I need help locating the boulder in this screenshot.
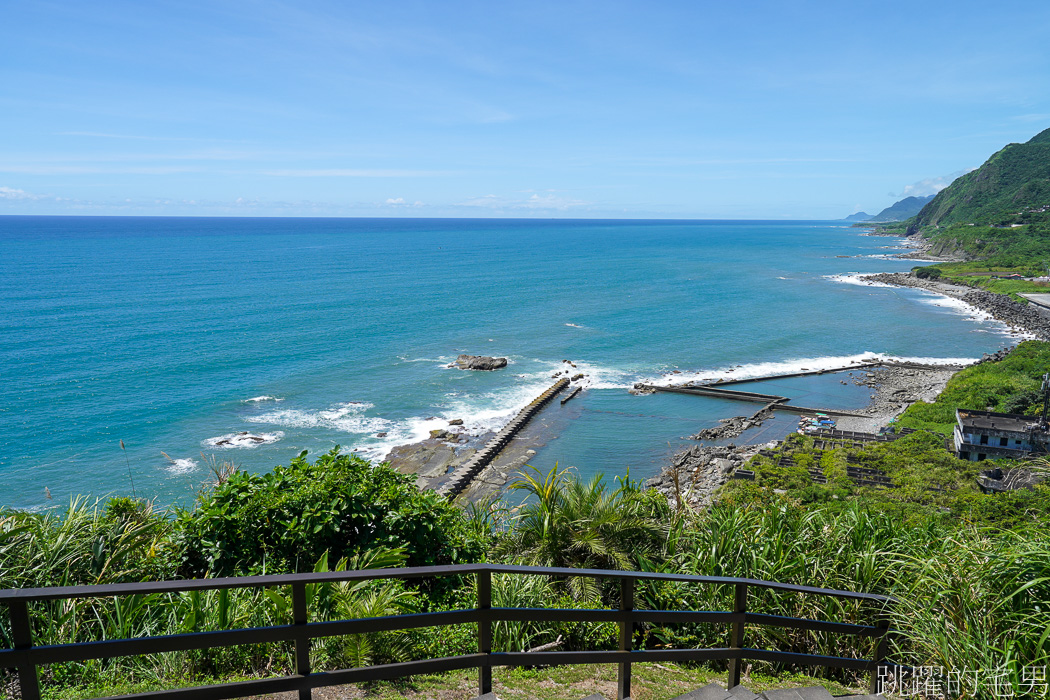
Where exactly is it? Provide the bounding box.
[448,418,464,426]
[453,354,508,371]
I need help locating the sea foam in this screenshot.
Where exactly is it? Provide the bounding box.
[823,273,896,288]
[203,431,284,449]
[641,352,977,387]
[913,291,1035,338]
[164,457,199,474]
[246,402,390,434]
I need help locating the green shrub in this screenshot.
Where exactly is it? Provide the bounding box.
[914,266,942,279]
[176,448,484,577]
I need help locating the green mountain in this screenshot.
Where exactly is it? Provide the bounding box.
[843,211,872,221]
[868,195,934,222]
[912,127,1050,231]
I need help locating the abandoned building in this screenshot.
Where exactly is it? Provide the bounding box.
[954,408,1050,461]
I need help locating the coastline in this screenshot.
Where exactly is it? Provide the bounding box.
[832,364,958,433]
[649,268,1050,510]
[382,234,1048,507]
[386,268,1050,508]
[858,271,1050,341]
[10,218,1024,511]
[646,363,959,509]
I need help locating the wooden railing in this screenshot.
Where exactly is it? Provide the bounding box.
[0,564,896,700]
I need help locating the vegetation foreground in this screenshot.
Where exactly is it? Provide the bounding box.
[4,346,1050,699]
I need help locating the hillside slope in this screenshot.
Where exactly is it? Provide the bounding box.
[913,128,1050,230]
[869,195,933,222]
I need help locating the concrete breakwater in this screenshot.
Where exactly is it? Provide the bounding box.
[560,385,582,404]
[706,362,884,386]
[637,383,868,418]
[437,378,570,498]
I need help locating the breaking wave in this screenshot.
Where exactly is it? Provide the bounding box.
[203,431,284,449]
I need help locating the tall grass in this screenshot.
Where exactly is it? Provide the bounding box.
[0,501,418,693]
[3,466,1049,698]
[0,497,171,591]
[659,500,1050,693]
[886,529,1050,697]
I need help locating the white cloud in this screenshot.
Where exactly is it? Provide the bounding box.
[0,164,201,175]
[457,191,590,211]
[382,197,426,208]
[894,169,974,198]
[1010,114,1050,124]
[262,169,448,177]
[0,186,43,200]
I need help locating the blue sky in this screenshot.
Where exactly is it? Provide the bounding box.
[2,0,1050,219]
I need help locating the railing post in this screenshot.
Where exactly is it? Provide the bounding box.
[477,569,492,695]
[617,577,634,700]
[291,582,311,700]
[869,613,892,695]
[727,582,747,689]
[8,600,41,700]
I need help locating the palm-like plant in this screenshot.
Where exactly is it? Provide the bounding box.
[305,549,417,669]
[496,465,669,598]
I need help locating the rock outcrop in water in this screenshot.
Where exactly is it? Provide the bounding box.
[452,355,508,371]
[688,403,777,441]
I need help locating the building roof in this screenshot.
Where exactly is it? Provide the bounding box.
[956,408,1046,433]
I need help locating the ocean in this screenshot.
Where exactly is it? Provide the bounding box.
[0,216,1017,510]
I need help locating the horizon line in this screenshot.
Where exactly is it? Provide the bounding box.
[0,213,868,223]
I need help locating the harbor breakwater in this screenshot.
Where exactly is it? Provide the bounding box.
[438,378,570,498]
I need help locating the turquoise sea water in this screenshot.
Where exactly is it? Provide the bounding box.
[0,217,1017,510]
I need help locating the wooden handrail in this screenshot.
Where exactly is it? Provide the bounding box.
[0,564,896,700]
[0,563,896,603]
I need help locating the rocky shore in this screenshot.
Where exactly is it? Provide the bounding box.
[687,403,776,441]
[645,270,1050,512]
[645,362,960,510]
[645,443,771,510]
[858,227,967,262]
[831,364,959,433]
[861,272,1050,340]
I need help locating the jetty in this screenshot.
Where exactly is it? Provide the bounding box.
[438,378,570,498]
[638,360,966,419]
[703,361,883,387]
[639,384,867,418]
[700,359,959,388]
[560,385,582,404]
